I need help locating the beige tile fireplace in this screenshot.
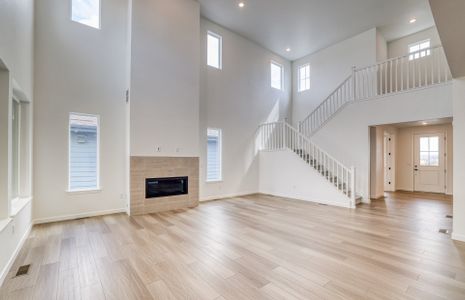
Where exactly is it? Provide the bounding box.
[130,156,199,215]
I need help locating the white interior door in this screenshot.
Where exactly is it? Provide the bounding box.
[413,133,445,193]
[384,134,394,191]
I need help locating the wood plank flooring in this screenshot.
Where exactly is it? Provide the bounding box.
[1,192,464,300]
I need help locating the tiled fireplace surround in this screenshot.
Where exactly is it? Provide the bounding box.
[130,156,199,215]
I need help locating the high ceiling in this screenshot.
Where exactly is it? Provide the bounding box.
[198,0,435,61]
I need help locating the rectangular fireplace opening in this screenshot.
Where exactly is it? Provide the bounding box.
[145,176,188,199]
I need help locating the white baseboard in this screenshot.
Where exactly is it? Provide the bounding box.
[33,208,127,225]
[0,222,32,287]
[200,191,258,202]
[452,233,465,243]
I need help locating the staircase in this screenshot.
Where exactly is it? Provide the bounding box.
[258,121,361,208]
[299,46,452,138]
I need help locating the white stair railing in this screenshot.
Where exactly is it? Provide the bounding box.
[355,46,451,100]
[299,46,452,137]
[299,75,354,138]
[258,121,356,206]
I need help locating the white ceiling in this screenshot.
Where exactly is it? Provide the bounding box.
[198,0,435,61]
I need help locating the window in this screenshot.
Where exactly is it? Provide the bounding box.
[409,39,430,60]
[69,113,100,191]
[298,64,310,92]
[207,128,222,182]
[71,0,100,29]
[207,31,222,69]
[419,136,439,166]
[11,99,20,200]
[271,61,283,90]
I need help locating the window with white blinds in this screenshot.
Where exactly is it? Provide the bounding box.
[69,113,100,191]
[207,128,222,182]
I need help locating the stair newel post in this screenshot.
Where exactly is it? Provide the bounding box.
[350,166,356,208]
[352,66,357,101]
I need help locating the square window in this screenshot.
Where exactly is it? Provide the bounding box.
[207,32,222,69]
[298,64,310,92]
[71,0,100,29]
[271,61,283,90]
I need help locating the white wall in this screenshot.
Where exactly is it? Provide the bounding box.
[312,84,453,202]
[129,0,200,157]
[292,28,377,125]
[369,126,384,199]
[199,19,291,200]
[453,77,465,242]
[0,0,34,99]
[376,29,388,62]
[259,150,350,208]
[33,0,129,221]
[388,26,442,58]
[0,0,34,286]
[396,124,453,194]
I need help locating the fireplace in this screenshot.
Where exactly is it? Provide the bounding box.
[145,176,188,199]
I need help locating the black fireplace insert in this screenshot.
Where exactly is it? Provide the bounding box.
[145,176,188,199]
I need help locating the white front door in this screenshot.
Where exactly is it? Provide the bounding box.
[413,133,445,193]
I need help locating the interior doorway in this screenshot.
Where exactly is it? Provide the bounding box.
[370,118,452,200]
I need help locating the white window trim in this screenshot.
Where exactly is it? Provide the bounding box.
[70,0,102,29]
[408,39,431,61]
[271,61,284,91]
[11,97,21,205]
[206,128,222,183]
[207,31,223,70]
[298,63,310,92]
[67,112,101,193]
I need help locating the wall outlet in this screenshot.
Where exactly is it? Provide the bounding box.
[11,224,15,234]
[176,148,180,153]
[156,146,161,152]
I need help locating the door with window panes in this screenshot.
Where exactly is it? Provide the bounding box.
[413,133,445,193]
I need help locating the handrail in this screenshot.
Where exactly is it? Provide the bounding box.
[355,45,444,71]
[299,46,451,137]
[258,121,356,205]
[299,75,352,129]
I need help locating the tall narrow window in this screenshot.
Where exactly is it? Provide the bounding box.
[207,128,222,182]
[271,61,283,90]
[69,113,100,191]
[298,64,310,92]
[11,99,20,200]
[409,39,430,60]
[207,31,222,69]
[71,0,101,29]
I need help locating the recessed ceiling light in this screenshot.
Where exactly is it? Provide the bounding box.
[238,2,245,8]
[286,48,291,52]
[409,17,417,24]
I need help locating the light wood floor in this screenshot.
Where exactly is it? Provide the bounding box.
[1,192,464,300]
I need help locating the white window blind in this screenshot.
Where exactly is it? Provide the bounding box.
[271,61,283,90]
[207,128,222,182]
[69,113,100,191]
[207,31,222,69]
[71,0,101,29]
[298,64,310,92]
